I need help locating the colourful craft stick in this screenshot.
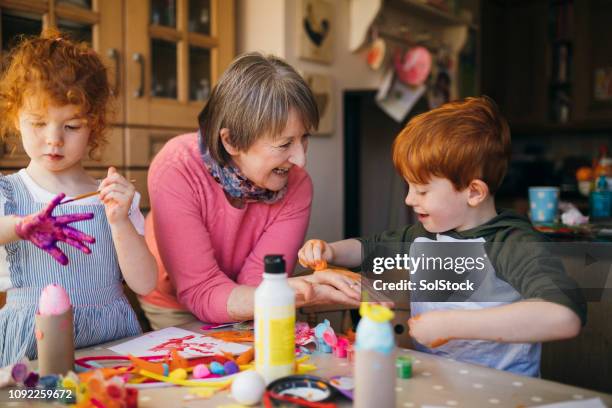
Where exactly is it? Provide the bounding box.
[137,369,231,388]
[169,349,189,371]
[128,355,168,376]
[207,330,254,342]
[235,347,254,365]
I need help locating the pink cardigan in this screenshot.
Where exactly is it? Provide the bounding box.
[141,133,313,323]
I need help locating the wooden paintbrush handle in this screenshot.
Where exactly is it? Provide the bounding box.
[60,179,137,204]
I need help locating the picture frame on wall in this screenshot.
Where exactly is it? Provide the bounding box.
[593,67,612,103]
[303,72,333,135]
[298,0,333,64]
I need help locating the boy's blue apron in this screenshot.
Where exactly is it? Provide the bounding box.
[0,174,141,366]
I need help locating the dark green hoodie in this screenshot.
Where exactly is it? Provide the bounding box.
[359,209,587,325]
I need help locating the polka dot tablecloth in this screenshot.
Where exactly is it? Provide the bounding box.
[1,322,610,407]
[306,348,611,408]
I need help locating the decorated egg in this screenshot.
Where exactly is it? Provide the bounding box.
[38,284,71,316]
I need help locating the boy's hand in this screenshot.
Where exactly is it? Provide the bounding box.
[99,167,135,225]
[298,239,334,270]
[408,310,455,348]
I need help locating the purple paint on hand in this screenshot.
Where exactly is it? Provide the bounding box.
[15,193,95,265]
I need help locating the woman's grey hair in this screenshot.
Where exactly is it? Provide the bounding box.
[198,52,319,165]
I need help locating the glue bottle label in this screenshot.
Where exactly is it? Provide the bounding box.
[256,306,295,368]
[269,315,295,365]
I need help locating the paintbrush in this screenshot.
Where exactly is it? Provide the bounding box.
[60,179,137,205]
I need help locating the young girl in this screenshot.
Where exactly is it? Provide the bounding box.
[0,30,157,366]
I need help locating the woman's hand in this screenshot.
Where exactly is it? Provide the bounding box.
[408,310,455,348]
[288,271,361,308]
[15,193,95,265]
[298,239,334,270]
[99,167,135,225]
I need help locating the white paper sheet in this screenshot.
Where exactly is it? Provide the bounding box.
[376,68,426,123]
[108,327,250,358]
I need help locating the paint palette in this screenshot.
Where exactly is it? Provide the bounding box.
[266,375,338,404]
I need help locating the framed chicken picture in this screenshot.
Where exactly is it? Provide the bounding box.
[298,0,333,64]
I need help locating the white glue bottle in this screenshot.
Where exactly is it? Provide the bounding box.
[255,254,295,384]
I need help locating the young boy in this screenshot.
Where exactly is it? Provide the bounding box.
[299,96,586,376]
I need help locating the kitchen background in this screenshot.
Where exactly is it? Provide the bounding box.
[0,0,610,393]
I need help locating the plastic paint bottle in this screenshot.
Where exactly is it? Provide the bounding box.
[255,255,295,384]
[354,303,396,408]
[590,175,612,219]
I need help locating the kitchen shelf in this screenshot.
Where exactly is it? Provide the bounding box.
[387,0,477,28]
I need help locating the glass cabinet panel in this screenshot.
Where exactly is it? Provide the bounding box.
[1,11,42,51]
[150,0,176,27]
[57,20,93,44]
[151,39,178,98]
[189,46,211,101]
[56,0,93,9]
[188,0,211,35]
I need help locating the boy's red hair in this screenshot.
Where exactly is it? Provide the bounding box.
[392,96,511,194]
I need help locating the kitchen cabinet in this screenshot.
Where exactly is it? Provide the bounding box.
[0,0,235,210]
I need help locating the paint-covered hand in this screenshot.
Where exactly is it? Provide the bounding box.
[298,239,334,270]
[99,166,135,225]
[407,311,455,348]
[15,193,95,265]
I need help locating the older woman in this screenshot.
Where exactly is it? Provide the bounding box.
[139,53,360,328]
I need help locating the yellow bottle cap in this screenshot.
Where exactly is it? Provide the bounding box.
[359,302,394,322]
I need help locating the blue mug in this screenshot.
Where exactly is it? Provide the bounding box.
[529,186,560,223]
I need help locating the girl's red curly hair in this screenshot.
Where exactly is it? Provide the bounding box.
[0,28,112,158]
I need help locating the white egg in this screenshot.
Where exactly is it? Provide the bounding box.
[231,370,266,406]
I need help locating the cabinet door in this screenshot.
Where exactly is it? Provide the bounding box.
[82,127,124,169]
[573,0,612,123]
[125,0,234,128]
[0,133,29,170]
[0,0,124,123]
[481,0,549,125]
[125,127,179,210]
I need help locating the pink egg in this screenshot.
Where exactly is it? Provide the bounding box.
[192,364,210,379]
[38,284,71,316]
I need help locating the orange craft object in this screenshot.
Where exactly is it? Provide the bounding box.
[576,166,593,181]
[207,330,254,342]
[127,349,188,375]
[314,266,361,282]
[429,338,450,348]
[78,367,130,383]
[344,328,356,343]
[313,259,328,271]
[235,347,255,365]
[128,354,168,376]
[170,348,189,371]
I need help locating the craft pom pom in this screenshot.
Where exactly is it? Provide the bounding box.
[192,364,210,379]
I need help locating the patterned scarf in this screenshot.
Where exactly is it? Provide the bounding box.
[198,131,287,204]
